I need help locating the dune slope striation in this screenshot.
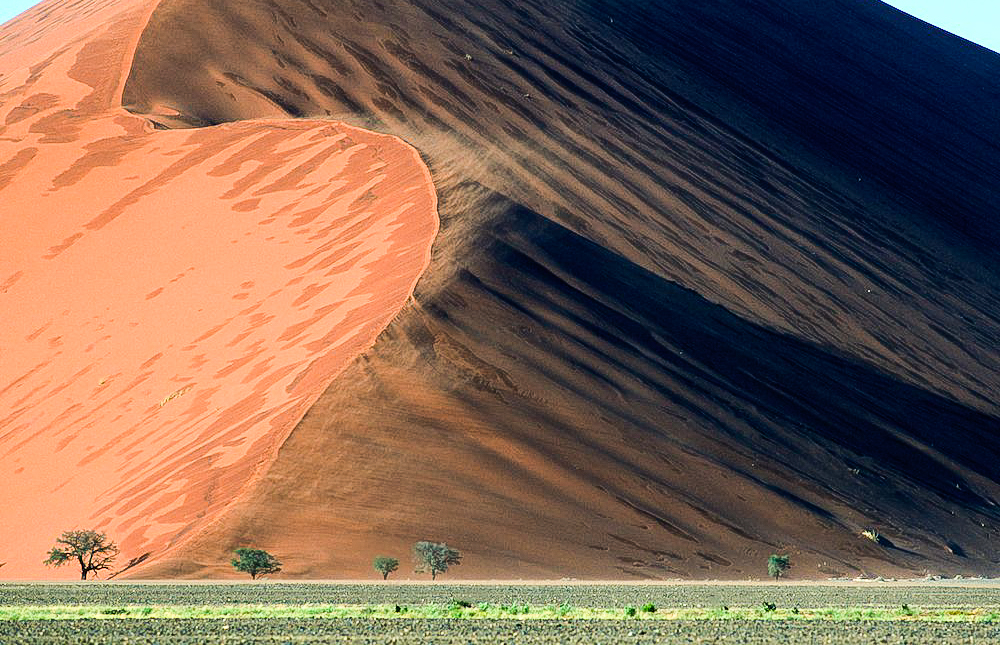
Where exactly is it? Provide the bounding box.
[120,0,1000,580]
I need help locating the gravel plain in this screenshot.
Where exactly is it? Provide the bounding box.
[2,582,1000,609]
[2,583,999,644]
[3,617,1000,645]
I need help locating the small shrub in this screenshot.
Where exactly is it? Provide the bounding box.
[641,602,656,613]
[761,601,777,612]
[861,529,883,544]
[624,605,637,617]
[449,599,473,609]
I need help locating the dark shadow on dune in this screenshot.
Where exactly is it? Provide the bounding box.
[484,205,1000,510]
[137,185,1000,579]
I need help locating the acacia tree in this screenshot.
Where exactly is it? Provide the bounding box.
[767,554,790,580]
[231,548,282,580]
[44,529,119,580]
[413,541,461,580]
[373,556,400,580]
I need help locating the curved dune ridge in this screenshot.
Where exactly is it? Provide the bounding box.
[120,0,1000,580]
[0,0,438,578]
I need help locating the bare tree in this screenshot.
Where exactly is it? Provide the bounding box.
[44,530,119,580]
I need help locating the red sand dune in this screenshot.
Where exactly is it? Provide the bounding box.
[0,0,437,579]
[3,0,1000,581]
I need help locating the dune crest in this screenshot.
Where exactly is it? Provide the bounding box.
[0,0,437,578]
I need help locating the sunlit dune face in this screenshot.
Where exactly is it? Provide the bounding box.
[0,0,437,578]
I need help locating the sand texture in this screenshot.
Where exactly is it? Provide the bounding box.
[0,0,437,578]
[2,0,999,580]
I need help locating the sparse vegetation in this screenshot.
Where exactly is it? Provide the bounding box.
[159,385,193,407]
[43,529,118,580]
[413,541,461,580]
[862,528,883,544]
[231,548,281,580]
[0,603,997,622]
[768,554,790,580]
[3,581,1000,645]
[373,556,399,580]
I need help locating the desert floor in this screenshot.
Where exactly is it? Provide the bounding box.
[2,581,999,643]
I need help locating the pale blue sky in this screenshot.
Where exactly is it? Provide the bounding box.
[882,0,1000,53]
[0,1,997,52]
[1,0,35,25]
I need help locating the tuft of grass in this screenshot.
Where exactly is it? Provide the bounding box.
[861,528,884,545]
[159,385,193,407]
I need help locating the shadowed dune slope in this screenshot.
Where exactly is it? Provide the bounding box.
[121,0,1000,579]
[0,0,437,578]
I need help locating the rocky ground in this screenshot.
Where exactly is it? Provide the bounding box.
[3,617,1000,645]
[2,582,998,608]
[2,583,1000,643]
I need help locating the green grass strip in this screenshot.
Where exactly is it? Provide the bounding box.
[0,605,998,622]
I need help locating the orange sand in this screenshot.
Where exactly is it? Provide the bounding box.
[0,0,437,578]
